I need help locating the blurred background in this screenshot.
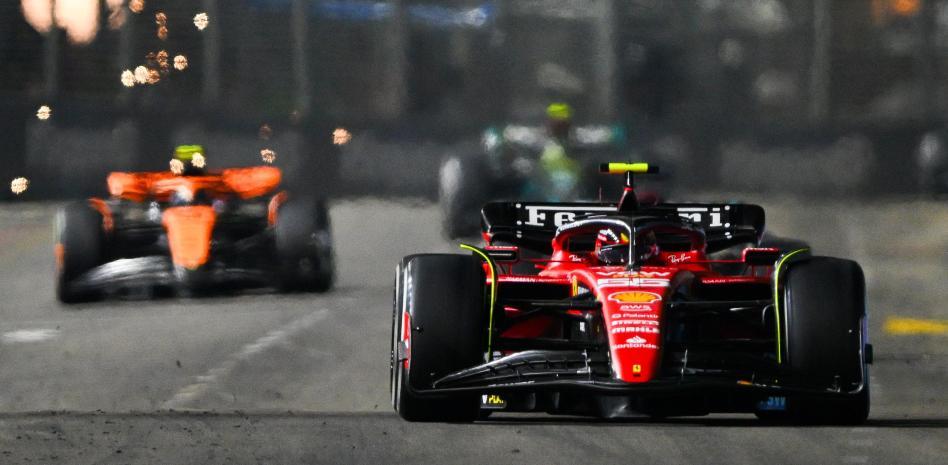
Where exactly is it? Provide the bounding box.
[2,0,948,199]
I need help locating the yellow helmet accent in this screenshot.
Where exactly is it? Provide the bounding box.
[546,102,573,121]
[174,145,205,161]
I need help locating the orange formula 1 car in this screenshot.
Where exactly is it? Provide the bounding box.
[54,148,333,302]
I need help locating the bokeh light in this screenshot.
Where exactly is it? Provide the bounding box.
[191,153,206,169]
[259,124,273,140]
[173,55,188,71]
[260,149,276,164]
[36,105,51,120]
[193,12,209,31]
[169,159,184,175]
[106,0,126,30]
[146,69,160,84]
[120,69,135,87]
[129,0,144,14]
[22,0,101,45]
[332,128,352,145]
[134,66,148,84]
[21,0,52,34]
[10,177,29,195]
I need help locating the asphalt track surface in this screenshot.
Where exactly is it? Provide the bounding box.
[0,198,944,464]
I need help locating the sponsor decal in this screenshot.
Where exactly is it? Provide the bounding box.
[595,271,671,278]
[608,291,662,304]
[677,207,725,228]
[619,304,653,312]
[617,312,659,320]
[614,335,659,350]
[666,253,692,264]
[757,396,787,412]
[481,394,507,409]
[632,364,642,374]
[598,278,670,288]
[611,326,659,335]
[523,205,614,227]
[611,319,659,326]
[615,342,658,350]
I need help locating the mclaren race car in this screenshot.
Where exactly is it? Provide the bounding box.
[392,162,871,423]
[55,146,334,303]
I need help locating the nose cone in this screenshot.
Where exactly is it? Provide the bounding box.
[162,206,216,270]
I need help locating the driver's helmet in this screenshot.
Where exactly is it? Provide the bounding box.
[595,228,660,266]
[546,102,573,140]
[595,227,629,266]
[172,144,207,176]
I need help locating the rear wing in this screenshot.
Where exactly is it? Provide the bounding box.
[481,201,765,253]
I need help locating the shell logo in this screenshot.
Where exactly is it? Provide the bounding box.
[608,291,662,304]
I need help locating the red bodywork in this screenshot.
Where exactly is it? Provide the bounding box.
[485,238,771,385]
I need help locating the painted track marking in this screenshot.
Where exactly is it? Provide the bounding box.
[883,317,948,335]
[163,308,329,409]
[1,328,60,344]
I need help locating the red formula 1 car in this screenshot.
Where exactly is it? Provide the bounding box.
[392,163,871,423]
[55,156,333,303]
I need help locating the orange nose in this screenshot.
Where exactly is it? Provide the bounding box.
[162,206,216,269]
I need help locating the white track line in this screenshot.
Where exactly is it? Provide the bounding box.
[1,328,60,344]
[162,308,329,409]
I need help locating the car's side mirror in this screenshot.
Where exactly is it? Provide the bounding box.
[484,245,519,263]
[742,247,781,266]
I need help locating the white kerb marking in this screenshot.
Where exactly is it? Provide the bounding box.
[162,308,330,409]
[1,328,60,344]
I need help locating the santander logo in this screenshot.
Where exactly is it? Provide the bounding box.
[626,336,647,344]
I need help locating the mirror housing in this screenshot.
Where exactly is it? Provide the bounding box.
[742,247,781,266]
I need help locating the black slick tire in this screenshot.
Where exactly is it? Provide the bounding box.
[391,254,486,422]
[761,256,870,424]
[275,199,334,292]
[56,202,104,303]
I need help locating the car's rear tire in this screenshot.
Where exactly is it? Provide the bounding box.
[391,254,486,422]
[56,202,104,303]
[275,199,334,292]
[766,256,870,424]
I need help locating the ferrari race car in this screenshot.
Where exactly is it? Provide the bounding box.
[438,122,626,238]
[392,163,871,423]
[55,151,334,303]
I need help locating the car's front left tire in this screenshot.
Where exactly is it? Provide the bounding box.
[764,256,870,424]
